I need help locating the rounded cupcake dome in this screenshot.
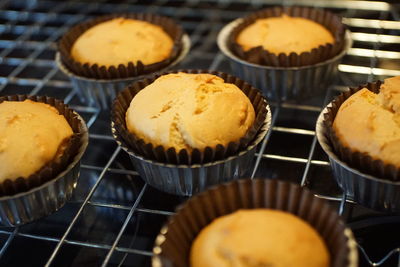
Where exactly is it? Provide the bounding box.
[190,209,330,267]
[111,69,270,195]
[71,18,174,67]
[333,77,400,168]
[227,7,346,67]
[125,72,255,152]
[316,77,400,212]
[236,14,334,56]
[59,13,185,79]
[0,100,73,182]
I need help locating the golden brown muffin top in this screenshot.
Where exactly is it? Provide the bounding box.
[236,14,334,55]
[0,100,73,182]
[125,73,255,151]
[190,209,330,267]
[333,76,400,167]
[71,18,174,67]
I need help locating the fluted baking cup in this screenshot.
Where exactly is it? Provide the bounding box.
[56,34,190,109]
[218,19,352,102]
[59,13,184,79]
[152,178,358,267]
[316,82,400,212]
[229,7,345,67]
[111,70,271,195]
[0,95,88,226]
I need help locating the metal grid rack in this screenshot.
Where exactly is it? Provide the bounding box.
[0,0,399,266]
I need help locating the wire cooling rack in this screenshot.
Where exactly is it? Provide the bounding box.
[0,0,399,266]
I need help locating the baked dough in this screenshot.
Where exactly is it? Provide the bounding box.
[125,73,255,151]
[333,76,400,167]
[0,100,73,182]
[71,18,173,67]
[236,14,334,55]
[190,209,330,267]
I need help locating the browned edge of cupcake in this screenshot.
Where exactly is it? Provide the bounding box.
[228,6,346,67]
[111,69,269,165]
[153,179,353,267]
[0,95,86,197]
[59,13,184,79]
[323,81,400,181]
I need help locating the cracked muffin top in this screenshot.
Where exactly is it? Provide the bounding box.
[236,14,334,55]
[333,76,400,167]
[125,73,255,151]
[71,18,174,67]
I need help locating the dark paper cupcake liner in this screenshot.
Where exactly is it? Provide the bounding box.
[152,178,358,267]
[323,81,400,181]
[0,95,86,197]
[59,13,184,79]
[229,6,346,67]
[111,69,268,165]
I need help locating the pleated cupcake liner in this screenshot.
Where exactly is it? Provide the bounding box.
[0,95,89,226]
[228,7,346,67]
[152,178,358,267]
[111,70,271,195]
[316,81,400,212]
[218,17,352,102]
[58,13,184,79]
[56,34,190,109]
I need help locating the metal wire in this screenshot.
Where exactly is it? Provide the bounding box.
[44,146,122,267]
[0,0,399,266]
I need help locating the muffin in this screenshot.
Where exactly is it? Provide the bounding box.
[125,73,255,152]
[0,95,88,226]
[190,209,329,267]
[71,18,174,67]
[217,6,351,102]
[57,14,190,109]
[152,179,358,267]
[316,76,400,211]
[0,100,73,183]
[333,78,400,167]
[236,14,334,57]
[111,70,270,195]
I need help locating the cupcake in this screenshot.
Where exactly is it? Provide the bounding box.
[235,14,335,64]
[0,95,88,226]
[191,209,330,267]
[316,76,400,212]
[57,14,190,109]
[71,18,174,68]
[111,70,270,196]
[125,73,255,152]
[152,179,358,267]
[217,6,352,102]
